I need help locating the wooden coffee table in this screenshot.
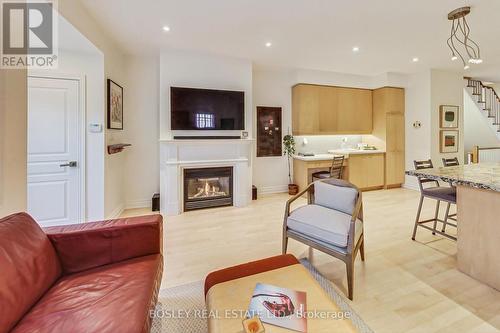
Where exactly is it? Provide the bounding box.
[204,254,357,333]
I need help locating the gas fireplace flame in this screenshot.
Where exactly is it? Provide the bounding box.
[192,180,227,198]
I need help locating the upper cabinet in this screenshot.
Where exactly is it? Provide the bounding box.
[292,84,372,135]
[292,84,320,135]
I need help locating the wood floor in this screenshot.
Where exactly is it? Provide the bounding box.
[121,188,500,333]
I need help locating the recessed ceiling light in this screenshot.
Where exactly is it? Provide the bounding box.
[162,26,170,32]
[412,57,419,62]
[265,42,272,48]
[352,46,360,52]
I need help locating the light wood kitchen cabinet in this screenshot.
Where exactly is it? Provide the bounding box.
[292,84,372,135]
[347,153,385,189]
[292,84,320,135]
[370,87,405,187]
[318,85,338,133]
[335,87,372,134]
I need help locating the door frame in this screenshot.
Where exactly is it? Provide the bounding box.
[28,71,87,223]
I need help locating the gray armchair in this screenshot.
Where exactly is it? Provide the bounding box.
[282,178,365,300]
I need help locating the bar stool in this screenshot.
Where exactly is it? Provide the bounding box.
[441,157,459,232]
[411,159,457,241]
[312,155,345,181]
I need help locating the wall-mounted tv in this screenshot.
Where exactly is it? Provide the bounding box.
[170,87,245,130]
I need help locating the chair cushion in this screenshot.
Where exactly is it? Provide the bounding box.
[11,254,163,333]
[0,213,62,333]
[287,204,362,248]
[422,187,456,202]
[311,171,331,179]
[314,179,358,215]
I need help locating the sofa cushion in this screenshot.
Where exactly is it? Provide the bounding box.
[0,213,61,333]
[314,179,358,215]
[287,204,362,248]
[11,254,163,333]
[44,214,163,274]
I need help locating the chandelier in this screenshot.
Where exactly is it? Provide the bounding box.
[446,6,482,70]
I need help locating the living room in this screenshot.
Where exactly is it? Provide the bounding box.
[1,1,500,333]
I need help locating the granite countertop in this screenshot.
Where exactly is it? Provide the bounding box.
[405,162,500,192]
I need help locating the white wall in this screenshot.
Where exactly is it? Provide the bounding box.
[59,0,129,219]
[159,50,253,140]
[404,71,432,189]
[32,47,106,220]
[124,56,160,208]
[464,90,499,155]
[0,69,27,217]
[403,70,465,189]
[430,70,464,165]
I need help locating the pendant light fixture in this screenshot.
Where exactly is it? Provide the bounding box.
[446,6,482,69]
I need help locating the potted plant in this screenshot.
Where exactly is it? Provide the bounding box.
[283,134,299,195]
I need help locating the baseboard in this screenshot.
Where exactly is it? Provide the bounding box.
[107,203,125,219]
[402,183,419,191]
[125,199,151,210]
[258,185,288,195]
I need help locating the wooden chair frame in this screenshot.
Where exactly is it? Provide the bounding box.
[282,181,364,300]
[312,155,345,181]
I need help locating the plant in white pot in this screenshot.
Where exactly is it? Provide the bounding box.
[283,134,299,195]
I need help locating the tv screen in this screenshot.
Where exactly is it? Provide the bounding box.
[170,87,245,130]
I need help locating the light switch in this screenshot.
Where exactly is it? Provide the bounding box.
[88,123,103,133]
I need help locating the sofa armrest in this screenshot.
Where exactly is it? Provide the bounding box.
[43,214,163,275]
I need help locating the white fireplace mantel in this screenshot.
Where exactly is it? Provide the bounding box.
[159,139,254,215]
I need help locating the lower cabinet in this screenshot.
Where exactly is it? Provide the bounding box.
[385,151,405,187]
[347,154,385,189]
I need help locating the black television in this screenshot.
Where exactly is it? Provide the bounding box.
[170,87,245,130]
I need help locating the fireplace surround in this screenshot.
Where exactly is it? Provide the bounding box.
[159,138,253,215]
[183,167,233,211]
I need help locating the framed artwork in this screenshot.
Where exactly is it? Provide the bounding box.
[440,105,459,128]
[440,130,459,153]
[256,106,282,157]
[107,79,123,130]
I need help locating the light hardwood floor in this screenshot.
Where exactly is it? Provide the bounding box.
[121,188,500,333]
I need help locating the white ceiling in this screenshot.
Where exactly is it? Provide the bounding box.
[79,0,500,81]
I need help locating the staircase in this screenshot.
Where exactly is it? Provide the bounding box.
[465,77,500,139]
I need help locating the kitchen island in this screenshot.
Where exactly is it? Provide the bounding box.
[406,163,500,291]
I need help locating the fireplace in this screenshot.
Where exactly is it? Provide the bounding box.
[183,167,233,211]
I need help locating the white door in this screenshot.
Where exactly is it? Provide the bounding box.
[28,76,84,226]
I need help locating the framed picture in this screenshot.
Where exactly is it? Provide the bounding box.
[107,79,123,129]
[440,105,459,128]
[256,106,282,157]
[440,130,459,153]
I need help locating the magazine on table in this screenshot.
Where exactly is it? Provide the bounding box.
[248,283,307,332]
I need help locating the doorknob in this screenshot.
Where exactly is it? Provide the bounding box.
[60,161,77,167]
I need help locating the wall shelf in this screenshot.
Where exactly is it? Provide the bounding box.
[107,143,131,154]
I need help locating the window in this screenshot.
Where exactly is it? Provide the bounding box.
[195,113,215,129]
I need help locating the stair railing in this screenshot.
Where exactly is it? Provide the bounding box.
[465,77,500,132]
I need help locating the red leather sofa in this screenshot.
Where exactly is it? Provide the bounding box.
[0,212,163,333]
